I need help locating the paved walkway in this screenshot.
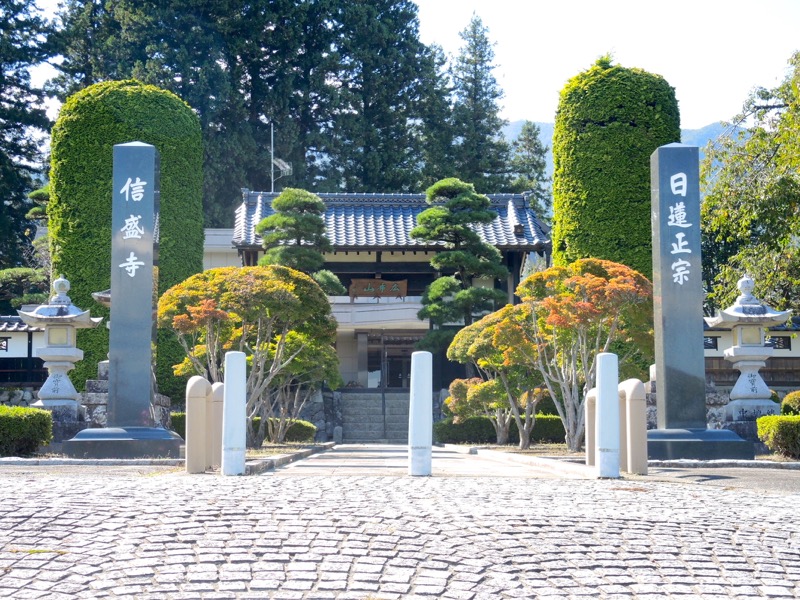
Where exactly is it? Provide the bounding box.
[1,444,799,599]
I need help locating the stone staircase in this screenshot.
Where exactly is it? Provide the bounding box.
[340,391,410,444]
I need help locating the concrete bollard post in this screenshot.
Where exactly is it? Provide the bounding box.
[408,351,432,476]
[596,352,620,478]
[185,375,212,474]
[584,389,596,467]
[221,351,247,476]
[210,382,224,469]
[622,378,648,475]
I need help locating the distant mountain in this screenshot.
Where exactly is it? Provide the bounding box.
[502,120,729,180]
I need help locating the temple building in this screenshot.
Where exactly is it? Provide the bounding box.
[232,189,551,391]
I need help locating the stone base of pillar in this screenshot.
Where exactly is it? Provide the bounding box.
[62,426,182,459]
[724,399,780,422]
[647,428,754,460]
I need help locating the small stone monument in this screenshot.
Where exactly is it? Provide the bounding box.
[705,275,789,441]
[17,276,102,440]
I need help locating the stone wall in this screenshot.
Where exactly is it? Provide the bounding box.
[0,388,36,407]
[81,361,172,429]
[646,378,731,430]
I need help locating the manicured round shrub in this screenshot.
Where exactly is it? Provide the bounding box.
[781,390,800,416]
[551,57,680,279]
[0,406,53,456]
[49,80,203,398]
[757,415,800,458]
[283,419,317,443]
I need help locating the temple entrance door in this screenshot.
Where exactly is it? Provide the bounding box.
[385,350,412,388]
[366,334,420,389]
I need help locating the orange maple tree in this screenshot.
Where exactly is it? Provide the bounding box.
[495,258,653,451]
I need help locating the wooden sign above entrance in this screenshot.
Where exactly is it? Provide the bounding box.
[349,278,408,301]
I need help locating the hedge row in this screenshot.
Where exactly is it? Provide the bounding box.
[170,413,316,444]
[0,406,52,457]
[433,414,565,445]
[49,80,204,399]
[758,415,800,459]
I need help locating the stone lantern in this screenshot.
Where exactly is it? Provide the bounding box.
[17,276,103,422]
[704,275,790,423]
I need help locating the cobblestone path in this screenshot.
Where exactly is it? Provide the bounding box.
[1,456,799,598]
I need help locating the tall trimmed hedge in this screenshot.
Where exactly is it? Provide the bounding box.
[49,80,203,398]
[551,58,680,278]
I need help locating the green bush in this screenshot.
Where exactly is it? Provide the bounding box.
[434,416,496,444]
[532,414,566,443]
[551,57,680,278]
[170,413,316,443]
[282,419,317,442]
[757,415,800,458]
[50,80,203,396]
[0,406,53,456]
[433,414,566,445]
[781,390,800,415]
[171,412,186,439]
[535,394,558,416]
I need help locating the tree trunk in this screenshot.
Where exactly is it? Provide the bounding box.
[494,409,510,445]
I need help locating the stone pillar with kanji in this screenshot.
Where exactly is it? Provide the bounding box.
[647,143,753,460]
[63,142,181,458]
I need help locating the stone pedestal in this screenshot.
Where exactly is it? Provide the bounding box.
[61,426,182,459]
[648,428,755,460]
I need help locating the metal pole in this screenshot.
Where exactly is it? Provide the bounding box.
[271,123,274,193]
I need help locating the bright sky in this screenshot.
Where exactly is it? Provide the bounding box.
[414,0,800,129]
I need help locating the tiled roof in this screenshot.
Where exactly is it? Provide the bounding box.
[233,190,550,252]
[0,316,42,332]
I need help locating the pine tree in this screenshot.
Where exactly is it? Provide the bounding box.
[410,178,508,352]
[0,0,53,271]
[450,14,511,192]
[255,188,345,295]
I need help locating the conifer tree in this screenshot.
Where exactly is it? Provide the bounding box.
[509,121,551,221]
[450,14,511,192]
[0,0,52,271]
[551,56,680,278]
[411,178,508,352]
[256,188,345,295]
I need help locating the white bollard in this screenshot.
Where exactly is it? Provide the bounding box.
[408,351,432,476]
[221,351,247,476]
[596,352,620,478]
